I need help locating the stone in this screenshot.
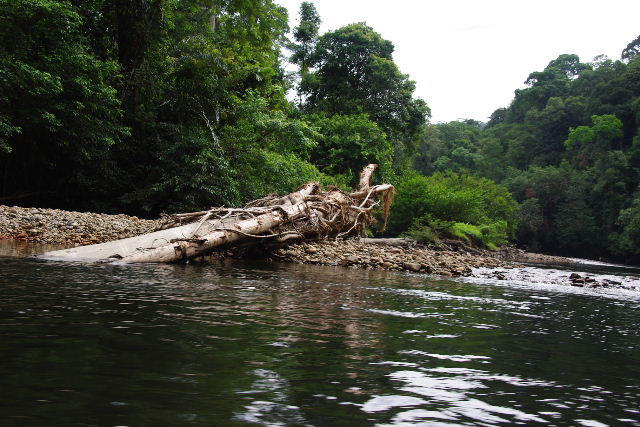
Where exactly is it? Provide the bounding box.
[403,262,422,272]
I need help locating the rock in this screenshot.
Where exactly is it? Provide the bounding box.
[305,246,318,254]
[403,262,422,272]
[339,255,359,266]
[569,273,582,280]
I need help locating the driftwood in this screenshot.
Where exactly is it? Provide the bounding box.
[40,164,394,263]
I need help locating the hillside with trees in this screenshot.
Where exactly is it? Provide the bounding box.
[414,38,640,262]
[0,0,638,262]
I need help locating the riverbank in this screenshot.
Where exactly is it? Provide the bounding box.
[1,204,637,290]
[0,204,549,273]
[0,205,161,245]
[270,240,511,276]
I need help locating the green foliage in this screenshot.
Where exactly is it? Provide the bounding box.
[0,0,127,207]
[1,1,638,265]
[447,222,483,242]
[404,215,509,250]
[241,150,340,201]
[447,37,640,261]
[413,120,483,176]
[127,126,239,214]
[622,35,640,63]
[290,1,321,77]
[300,22,429,170]
[442,221,508,250]
[565,114,623,168]
[404,219,440,245]
[307,113,393,184]
[504,163,604,256]
[610,195,640,260]
[516,198,544,250]
[389,171,518,244]
[479,221,510,250]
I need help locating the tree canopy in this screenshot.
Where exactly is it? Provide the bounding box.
[0,1,638,263]
[414,37,640,262]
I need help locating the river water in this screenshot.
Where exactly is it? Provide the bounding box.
[1,241,639,426]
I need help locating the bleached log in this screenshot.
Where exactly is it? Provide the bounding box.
[39,164,394,263]
[119,201,310,263]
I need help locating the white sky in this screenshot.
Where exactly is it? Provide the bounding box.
[275,0,640,123]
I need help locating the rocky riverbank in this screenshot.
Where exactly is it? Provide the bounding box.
[269,240,512,277]
[2,204,638,291]
[0,204,521,276]
[0,205,161,245]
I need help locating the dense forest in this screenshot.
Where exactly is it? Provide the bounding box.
[1,0,639,262]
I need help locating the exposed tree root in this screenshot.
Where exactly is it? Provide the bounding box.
[40,164,394,263]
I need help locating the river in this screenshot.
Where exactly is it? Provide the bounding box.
[1,241,639,426]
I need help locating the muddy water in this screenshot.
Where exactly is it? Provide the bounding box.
[0,242,639,426]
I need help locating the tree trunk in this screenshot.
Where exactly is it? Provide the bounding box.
[40,164,394,263]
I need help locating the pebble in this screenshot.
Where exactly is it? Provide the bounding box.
[5,205,618,288]
[0,205,161,246]
[271,240,506,276]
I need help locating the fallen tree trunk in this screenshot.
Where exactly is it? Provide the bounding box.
[40,164,394,263]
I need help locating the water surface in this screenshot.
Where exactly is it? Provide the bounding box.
[1,248,639,426]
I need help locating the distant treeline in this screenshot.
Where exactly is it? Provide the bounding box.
[413,43,640,262]
[1,1,639,262]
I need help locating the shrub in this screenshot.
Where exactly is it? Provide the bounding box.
[388,171,519,243]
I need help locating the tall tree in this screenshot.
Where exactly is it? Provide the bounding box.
[622,35,640,63]
[0,0,126,207]
[290,2,321,77]
[302,22,429,167]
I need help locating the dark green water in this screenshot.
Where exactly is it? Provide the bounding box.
[1,251,639,426]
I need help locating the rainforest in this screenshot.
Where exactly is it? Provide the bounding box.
[1,0,639,262]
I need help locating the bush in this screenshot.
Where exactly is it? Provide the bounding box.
[388,171,519,242]
[405,218,509,250]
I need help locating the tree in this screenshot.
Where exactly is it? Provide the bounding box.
[505,163,601,256]
[290,2,321,76]
[622,35,640,63]
[506,54,591,123]
[0,0,127,207]
[413,120,482,176]
[302,22,429,168]
[610,194,640,260]
[565,114,624,168]
[307,113,393,184]
[108,0,293,213]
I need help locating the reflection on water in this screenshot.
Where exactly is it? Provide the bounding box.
[0,255,639,426]
[0,239,69,257]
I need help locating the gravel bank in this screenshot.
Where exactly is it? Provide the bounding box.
[270,240,513,277]
[0,205,161,245]
[0,205,519,275]
[5,204,634,291]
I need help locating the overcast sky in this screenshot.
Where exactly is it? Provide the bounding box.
[275,0,640,123]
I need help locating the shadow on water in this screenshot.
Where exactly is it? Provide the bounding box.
[0,245,639,426]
